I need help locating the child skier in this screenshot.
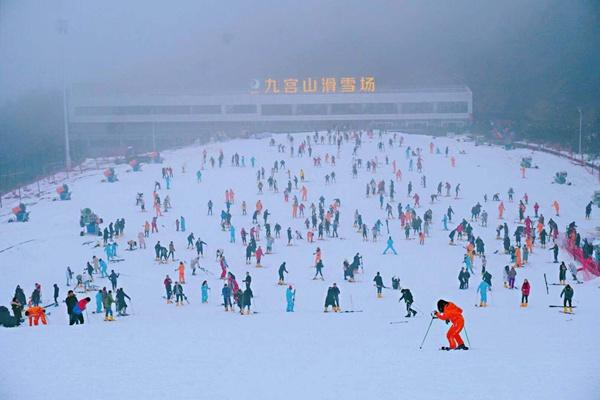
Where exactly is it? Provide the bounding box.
[286,285,295,312]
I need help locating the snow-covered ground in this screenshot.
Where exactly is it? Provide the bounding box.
[1,132,599,400]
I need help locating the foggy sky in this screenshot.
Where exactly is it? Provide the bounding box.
[1,0,599,103]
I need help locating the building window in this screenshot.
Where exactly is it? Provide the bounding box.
[153,106,191,115]
[225,104,258,114]
[190,105,222,114]
[436,102,468,113]
[261,104,293,116]
[400,102,435,114]
[330,103,363,115]
[296,104,328,115]
[363,103,397,114]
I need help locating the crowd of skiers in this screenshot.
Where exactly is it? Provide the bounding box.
[2,127,597,357]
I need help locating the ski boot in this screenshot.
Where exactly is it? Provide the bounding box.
[440,346,451,351]
[411,310,417,317]
[456,344,469,350]
[405,313,411,318]
[377,293,383,299]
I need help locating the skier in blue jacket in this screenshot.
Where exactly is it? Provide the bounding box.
[222,283,232,311]
[97,258,107,278]
[286,285,295,312]
[95,290,103,313]
[201,281,210,303]
[383,236,398,255]
[477,278,490,307]
[229,225,236,243]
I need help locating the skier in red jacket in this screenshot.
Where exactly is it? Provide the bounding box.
[434,300,468,350]
[521,279,530,307]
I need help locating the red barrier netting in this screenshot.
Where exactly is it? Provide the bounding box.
[563,237,600,281]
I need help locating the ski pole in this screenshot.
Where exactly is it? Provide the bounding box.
[419,316,435,350]
[463,324,471,348]
[544,273,549,295]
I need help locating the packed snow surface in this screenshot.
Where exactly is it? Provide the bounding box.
[1,133,599,400]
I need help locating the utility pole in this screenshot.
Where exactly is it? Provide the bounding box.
[578,107,583,159]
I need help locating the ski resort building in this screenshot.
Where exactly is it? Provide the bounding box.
[69,85,472,154]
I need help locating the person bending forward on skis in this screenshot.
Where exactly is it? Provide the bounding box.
[433,300,468,350]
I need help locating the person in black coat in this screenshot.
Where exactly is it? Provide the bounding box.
[14,286,26,308]
[373,272,385,298]
[31,286,41,307]
[324,283,341,312]
[399,288,417,317]
[11,297,23,324]
[244,272,252,290]
[242,288,253,315]
[65,290,79,325]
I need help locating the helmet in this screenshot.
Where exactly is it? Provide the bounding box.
[437,300,448,313]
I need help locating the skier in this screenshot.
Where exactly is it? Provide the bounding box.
[66,266,73,286]
[521,279,530,307]
[559,262,567,285]
[548,243,558,263]
[53,284,59,306]
[585,201,593,219]
[278,262,288,285]
[95,289,103,313]
[373,272,385,298]
[314,259,325,280]
[103,290,115,321]
[560,284,574,313]
[433,300,468,350]
[383,236,398,255]
[222,283,232,311]
[201,281,210,303]
[568,263,580,283]
[477,277,490,307]
[508,266,517,289]
[399,288,417,317]
[176,261,186,284]
[242,287,253,315]
[286,285,295,312]
[173,281,185,306]
[108,270,119,291]
[24,306,47,327]
[324,283,340,312]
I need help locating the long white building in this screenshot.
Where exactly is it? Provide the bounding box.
[69,86,472,153]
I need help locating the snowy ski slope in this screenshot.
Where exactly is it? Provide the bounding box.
[1,133,599,400]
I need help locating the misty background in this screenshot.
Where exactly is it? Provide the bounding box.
[1,0,600,189]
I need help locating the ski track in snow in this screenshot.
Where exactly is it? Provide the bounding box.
[1,133,599,400]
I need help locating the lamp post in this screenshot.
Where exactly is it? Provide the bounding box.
[578,107,582,159]
[58,18,71,172]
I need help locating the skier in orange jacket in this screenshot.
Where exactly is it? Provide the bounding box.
[498,202,505,219]
[177,262,186,284]
[552,201,560,216]
[434,300,468,350]
[25,306,47,326]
